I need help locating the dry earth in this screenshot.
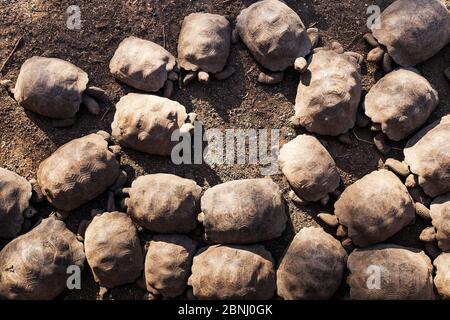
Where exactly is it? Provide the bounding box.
[0,0,449,299]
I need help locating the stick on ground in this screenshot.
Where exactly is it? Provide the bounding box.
[0,35,23,74]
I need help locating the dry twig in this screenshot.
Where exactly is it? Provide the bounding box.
[0,35,23,74]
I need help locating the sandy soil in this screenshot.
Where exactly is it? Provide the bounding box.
[0,0,449,300]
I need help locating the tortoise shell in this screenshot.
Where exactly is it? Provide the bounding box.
[37,133,120,211]
[236,0,312,71]
[109,36,176,92]
[0,168,31,239]
[178,13,231,73]
[14,56,88,119]
[372,0,450,67]
[0,217,85,300]
[188,244,276,300]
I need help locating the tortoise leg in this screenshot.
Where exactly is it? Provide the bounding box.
[382,53,393,73]
[214,66,236,80]
[344,51,364,66]
[180,122,195,135]
[294,57,308,73]
[415,202,431,221]
[336,225,348,238]
[183,71,197,86]
[98,287,108,300]
[373,132,391,155]
[0,79,14,96]
[367,46,385,63]
[370,123,382,132]
[85,86,109,102]
[257,71,284,84]
[289,190,308,205]
[231,29,240,44]
[331,41,344,54]
[29,179,44,203]
[198,71,210,84]
[82,93,101,115]
[289,115,302,127]
[197,212,205,223]
[384,158,410,177]
[405,174,418,188]
[106,191,116,212]
[419,226,436,242]
[186,112,197,124]
[95,130,111,142]
[306,28,320,49]
[108,145,122,158]
[163,80,174,98]
[52,117,76,128]
[363,33,379,47]
[317,213,339,228]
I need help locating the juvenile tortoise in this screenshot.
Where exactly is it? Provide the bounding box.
[111,93,196,156]
[291,45,362,137]
[188,244,276,300]
[402,115,450,198]
[110,36,178,98]
[365,0,450,73]
[84,211,144,299]
[425,194,450,252]
[144,234,197,299]
[178,13,234,84]
[119,174,202,234]
[434,253,450,299]
[0,168,42,239]
[13,56,107,127]
[37,132,121,215]
[235,0,319,84]
[198,178,287,244]
[279,135,340,206]
[277,227,347,300]
[0,217,85,300]
[347,244,435,300]
[364,68,439,154]
[327,170,415,248]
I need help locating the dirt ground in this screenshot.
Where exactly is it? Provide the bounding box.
[0,0,449,300]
